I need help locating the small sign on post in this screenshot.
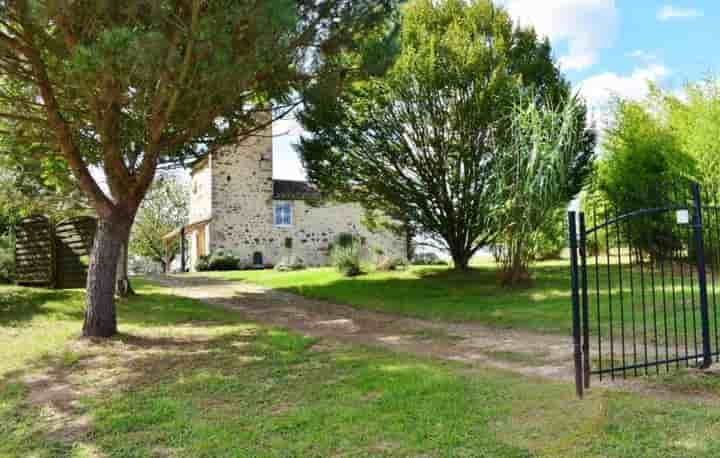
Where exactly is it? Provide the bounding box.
[677,209,690,225]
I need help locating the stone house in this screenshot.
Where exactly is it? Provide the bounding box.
[177,125,407,271]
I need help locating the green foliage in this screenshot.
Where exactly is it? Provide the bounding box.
[331,243,362,277]
[0,0,396,332]
[0,234,14,283]
[494,96,589,284]
[194,255,211,272]
[335,232,357,249]
[529,210,567,261]
[655,77,720,190]
[411,252,448,266]
[195,251,241,272]
[593,99,696,258]
[129,177,189,271]
[0,160,87,225]
[298,0,595,270]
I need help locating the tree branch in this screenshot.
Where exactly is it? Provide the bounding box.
[16,6,116,219]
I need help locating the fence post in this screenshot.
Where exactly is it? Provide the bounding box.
[578,212,590,388]
[692,182,713,369]
[568,211,584,398]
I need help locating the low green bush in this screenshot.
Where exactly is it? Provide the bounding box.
[0,235,14,283]
[331,243,362,277]
[196,251,241,271]
[335,232,357,249]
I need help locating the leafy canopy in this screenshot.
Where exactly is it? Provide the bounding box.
[0,0,394,221]
[129,176,188,271]
[298,0,595,269]
[0,0,395,336]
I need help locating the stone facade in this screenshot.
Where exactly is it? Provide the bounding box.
[187,125,407,270]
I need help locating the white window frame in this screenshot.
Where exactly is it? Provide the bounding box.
[273,200,293,227]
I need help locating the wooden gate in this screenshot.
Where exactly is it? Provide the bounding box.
[14,215,97,288]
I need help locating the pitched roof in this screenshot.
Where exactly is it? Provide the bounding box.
[272,180,322,200]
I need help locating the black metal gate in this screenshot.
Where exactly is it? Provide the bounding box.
[568,181,720,397]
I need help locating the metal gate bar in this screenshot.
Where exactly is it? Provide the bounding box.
[569,181,720,397]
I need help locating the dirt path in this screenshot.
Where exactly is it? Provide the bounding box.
[150,275,720,401]
[150,274,579,382]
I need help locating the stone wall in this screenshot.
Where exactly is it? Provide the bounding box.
[191,124,406,268]
[212,198,406,266]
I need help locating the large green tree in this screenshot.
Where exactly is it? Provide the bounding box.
[298,0,595,270]
[0,0,392,337]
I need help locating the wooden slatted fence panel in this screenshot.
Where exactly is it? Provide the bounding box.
[13,215,97,288]
[54,217,96,289]
[14,216,53,285]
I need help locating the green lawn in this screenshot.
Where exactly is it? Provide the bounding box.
[5,282,720,456]
[196,260,720,353]
[196,262,575,333]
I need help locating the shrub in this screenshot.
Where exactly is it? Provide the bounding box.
[376,256,407,272]
[331,242,362,277]
[196,251,240,271]
[195,254,211,271]
[529,210,567,261]
[411,252,447,266]
[335,232,356,248]
[0,235,13,283]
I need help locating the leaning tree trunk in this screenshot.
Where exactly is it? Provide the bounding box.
[83,217,130,337]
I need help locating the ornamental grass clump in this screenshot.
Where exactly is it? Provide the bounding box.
[331,242,362,277]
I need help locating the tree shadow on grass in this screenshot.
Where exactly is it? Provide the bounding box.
[0,287,84,327]
[0,322,270,456]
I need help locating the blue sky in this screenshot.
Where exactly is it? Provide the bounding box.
[272,1,720,180]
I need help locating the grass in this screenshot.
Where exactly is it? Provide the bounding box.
[196,259,720,349]
[6,282,720,456]
[195,261,575,333]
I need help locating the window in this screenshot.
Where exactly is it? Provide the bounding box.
[274,201,293,227]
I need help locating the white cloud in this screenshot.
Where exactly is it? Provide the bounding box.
[500,0,619,71]
[657,5,703,21]
[578,64,671,127]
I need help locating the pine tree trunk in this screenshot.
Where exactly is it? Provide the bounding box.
[83,217,129,337]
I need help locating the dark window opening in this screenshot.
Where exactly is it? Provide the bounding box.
[284,238,293,249]
[253,251,263,266]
